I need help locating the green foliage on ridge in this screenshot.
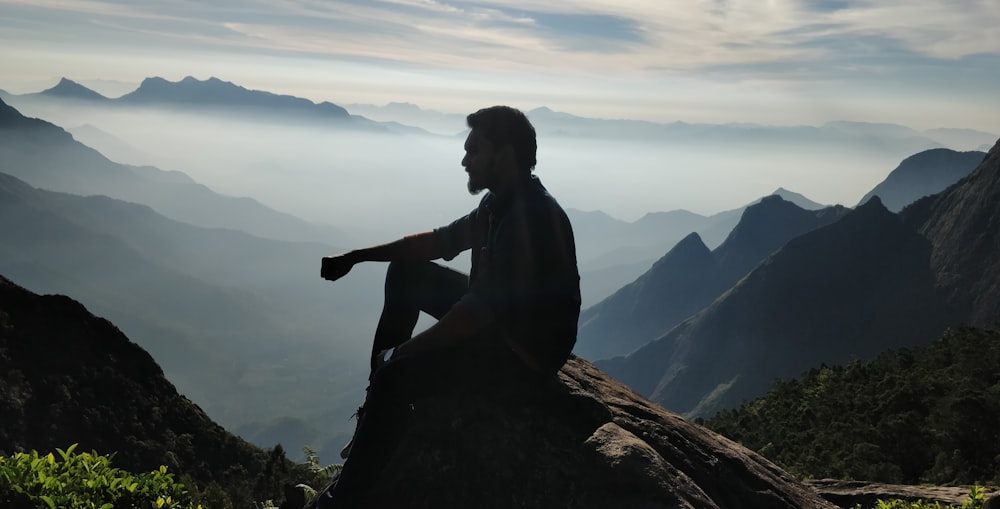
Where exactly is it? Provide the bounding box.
[0,444,199,509]
[705,327,1000,485]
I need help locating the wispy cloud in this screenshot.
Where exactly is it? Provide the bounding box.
[3,0,997,74]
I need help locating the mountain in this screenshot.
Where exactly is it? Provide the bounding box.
[571,188,827,306]
[598,138,1000,419]
[858,148,986,211]
[121,76,344,113]
[0,275,289,505]
[32,77,110,102]
[576,196,849,361]
[924,128,999,151]
[345,101,466,135]
[906,139,1000,326]
[525,108,946,155]
[0,96,343,243]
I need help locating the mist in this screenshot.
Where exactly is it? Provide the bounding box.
[10,97,935,239]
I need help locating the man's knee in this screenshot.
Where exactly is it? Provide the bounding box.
[384,260,428,293]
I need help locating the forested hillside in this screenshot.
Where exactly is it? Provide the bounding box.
[705,327,1000,486]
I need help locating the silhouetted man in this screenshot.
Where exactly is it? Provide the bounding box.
[317,105,580,506]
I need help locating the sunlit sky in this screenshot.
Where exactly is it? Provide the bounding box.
[1,0,998,132]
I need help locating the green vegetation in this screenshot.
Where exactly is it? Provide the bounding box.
[854,485,988,509]
[705,327,1000,486]
[0,444,198,508]
[0,444,333,509]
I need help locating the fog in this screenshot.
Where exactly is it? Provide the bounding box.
[10,98,934,250]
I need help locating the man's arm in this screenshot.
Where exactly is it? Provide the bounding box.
[321,231,445,281]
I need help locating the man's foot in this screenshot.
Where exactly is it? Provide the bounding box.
[339,406,365,459]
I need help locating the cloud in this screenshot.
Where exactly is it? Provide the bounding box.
[4,0,997,74]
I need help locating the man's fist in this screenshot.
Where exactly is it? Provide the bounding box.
[321,255,355,281]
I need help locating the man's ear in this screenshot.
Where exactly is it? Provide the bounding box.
[497,145,517,168]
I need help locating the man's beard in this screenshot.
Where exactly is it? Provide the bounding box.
[467,171,487,195]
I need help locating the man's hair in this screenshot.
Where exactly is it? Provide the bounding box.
[467,106,537,173]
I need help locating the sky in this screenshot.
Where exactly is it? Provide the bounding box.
[1,0,999,132]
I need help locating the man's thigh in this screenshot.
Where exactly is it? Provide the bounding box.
[386,261,468,319]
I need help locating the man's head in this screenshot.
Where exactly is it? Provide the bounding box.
[462,106,537,195]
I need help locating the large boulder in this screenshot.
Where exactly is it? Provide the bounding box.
[335,356,835,508]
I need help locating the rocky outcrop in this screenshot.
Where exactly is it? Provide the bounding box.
[807,479,998,508]
[344,356,835,509]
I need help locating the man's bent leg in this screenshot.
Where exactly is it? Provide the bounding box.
[340,261,467,461]
[324,346,473,506]
[370,260,468,374]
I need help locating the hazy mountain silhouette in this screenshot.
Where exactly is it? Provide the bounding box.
[0,275,275,490]
[598,138,1000,419]
[576,196,848,360]
[858,148,987,211]
[570,188,826,306]
[0,97,343,243]
[32,77,110,102]
[345,101,466,135]
[0,171,382,456]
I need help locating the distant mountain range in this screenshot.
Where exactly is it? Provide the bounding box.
[348,101,997,153]
[598,138,1000,419]
[8,77,996,153]
[21,76,394,131]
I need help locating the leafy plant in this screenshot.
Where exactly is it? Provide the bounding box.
[851,485,989,509]
[0,444,201,509]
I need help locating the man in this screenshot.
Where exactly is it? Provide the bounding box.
[317,105,580,506]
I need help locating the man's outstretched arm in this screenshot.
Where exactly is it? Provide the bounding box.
[320,231,445,282]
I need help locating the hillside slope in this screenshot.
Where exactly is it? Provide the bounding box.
[0,276,278,502]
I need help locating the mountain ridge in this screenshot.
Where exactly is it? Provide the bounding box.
[576,196,849,361]
[858,148,987,212]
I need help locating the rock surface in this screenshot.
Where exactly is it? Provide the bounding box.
[338,356,835,509]
[807,479,998,508]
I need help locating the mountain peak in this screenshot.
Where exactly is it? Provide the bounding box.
[857,148,986,212]
[119,76,352,119]
[37,78,108,101]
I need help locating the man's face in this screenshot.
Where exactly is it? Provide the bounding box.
[462,129,497,195]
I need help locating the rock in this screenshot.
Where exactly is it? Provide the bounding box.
[335,355,835,509]
[807,479,999,508]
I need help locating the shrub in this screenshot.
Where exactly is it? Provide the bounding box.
[0,444,200,509]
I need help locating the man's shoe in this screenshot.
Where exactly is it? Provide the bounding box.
[339,406,365,459]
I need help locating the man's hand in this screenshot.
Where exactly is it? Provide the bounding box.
[321,254,356,282]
